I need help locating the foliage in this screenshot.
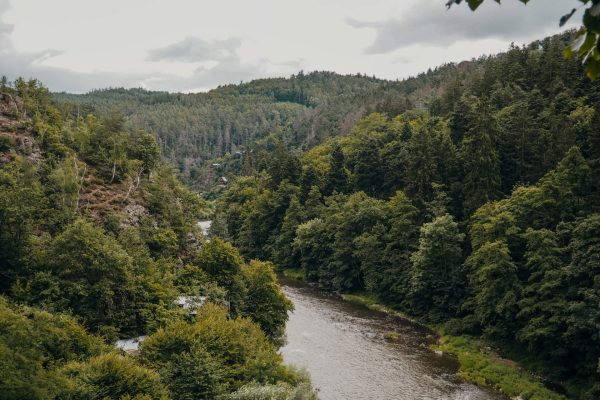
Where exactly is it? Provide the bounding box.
[0,80,303,398]
[0,298,106,400]
[241,260,294,343]
[447,0,600,79]
[409,214,465,321]
[213,31,600,398]
[140,304,298,399]
[61,353,169,400]
[223,380,317,400]
[435,335,566,400]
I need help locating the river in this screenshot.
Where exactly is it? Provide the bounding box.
[280,279,504,400]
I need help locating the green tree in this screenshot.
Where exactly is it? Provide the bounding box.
[465,240,521,338]
[516,228,568,362]
[194,238,246,314]
[61,353,169,400]
[141,304,295,398]
[563,214,600,378]
[409,214,465,320]
[350,135,384,196]
[28,219,135,336]
[241,260,294,343]
[86,113,130,182]
[304,185,324,220]
[461,98,501,215]
[299,164,320,202]
[353,223,388,293]
[0,298,105,400]
[380,191,419,306]
[294,218,332,284]
[128,131,161,175]
[327,192,386,291]
[324,144,348,195]
[272,195,305,270]
[0,158,44,291]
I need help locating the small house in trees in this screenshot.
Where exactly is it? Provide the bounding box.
[116,335,148,355]
[174,295,206,315]
[219,176,228,187]
[197,220,212,237]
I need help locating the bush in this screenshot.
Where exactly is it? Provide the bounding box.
[61,353,169,400]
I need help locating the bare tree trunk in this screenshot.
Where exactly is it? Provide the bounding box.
[74,159,86,214]
[111,160,116,183]
[122,167,143,204]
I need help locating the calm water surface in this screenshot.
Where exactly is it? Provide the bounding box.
[280,279,505,400]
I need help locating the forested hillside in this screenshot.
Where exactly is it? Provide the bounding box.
[0,79,315,399]
[53,68,467,189]
[213,32,600,399]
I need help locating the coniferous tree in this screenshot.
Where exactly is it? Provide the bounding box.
[563,215,600,378]
[409,214,465,320]
[325,144,348,195]
[516,228,568,360]
[272,195,305,270]
[299,164,319,202]
[465,240,521,338]
[461,99,501,215]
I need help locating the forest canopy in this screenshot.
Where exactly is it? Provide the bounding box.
[0,78,308,399]
[210,32,600,399]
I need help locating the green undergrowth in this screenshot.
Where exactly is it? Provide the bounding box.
[434,335,566,400]
[341,293,418,323]
[341,293,566,400]
[281,268,305,281]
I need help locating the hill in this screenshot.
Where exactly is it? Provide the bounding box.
[0,79,314,399]
[212,31,600,399]
[54,33,600,196]
[53,67,474,189]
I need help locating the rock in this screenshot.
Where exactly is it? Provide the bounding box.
[121,204,147,227]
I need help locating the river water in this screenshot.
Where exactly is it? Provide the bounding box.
[280,279,504,400]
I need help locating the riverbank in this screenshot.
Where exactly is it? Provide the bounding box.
[280,270,565,400]
[342,293,566,400]
[280,280,505,400]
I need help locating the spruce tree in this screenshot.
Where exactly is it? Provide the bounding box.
[409,214,465,321]
[465,240,520,338]
[461,99,501,215]
[325,144,348,195]
[272,196,305,270]
[516,228,567,358]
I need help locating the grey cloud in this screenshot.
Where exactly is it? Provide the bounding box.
[259,57,305,69]
[0,50,152,92]
[147,37,242,62]
[0,1,293,94]
[0,0,13,49]
[348,0,581,54]
[0,1,147,92]
[0,0,280,93]
[144,57,296,92]
[144,37,303,92]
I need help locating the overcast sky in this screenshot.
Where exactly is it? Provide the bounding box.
[0,0,582,93]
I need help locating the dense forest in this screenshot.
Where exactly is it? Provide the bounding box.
[53,68,460,190]
[209,32,600,399]
[4,27,600,399]
[0,79,316,399]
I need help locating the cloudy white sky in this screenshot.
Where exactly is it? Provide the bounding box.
[0,0,582,93]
